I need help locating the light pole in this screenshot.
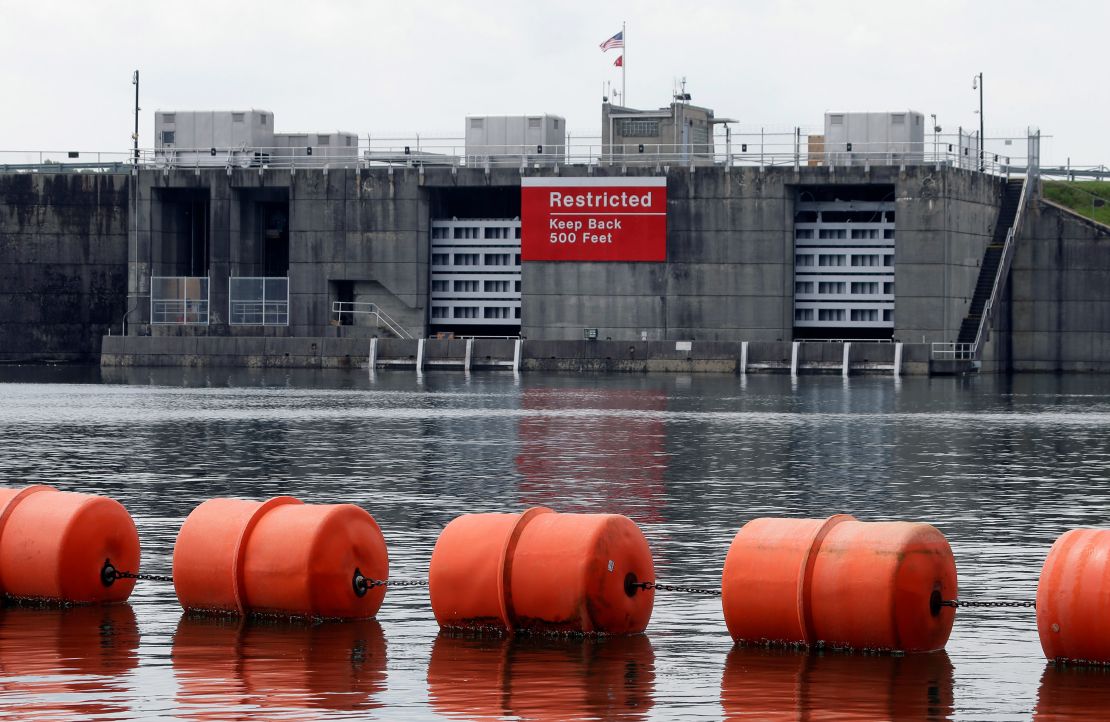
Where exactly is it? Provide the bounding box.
[972,72,983,171]
[132,70,140,165]
[931,114,940,161]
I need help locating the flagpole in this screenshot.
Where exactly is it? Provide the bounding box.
[622,21,627,106]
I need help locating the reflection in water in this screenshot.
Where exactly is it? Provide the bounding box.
[1034,664,1110,721]
[720,647,954,721]
[0,604,139,719]
[172,616,387,718]
[516,387,668,520]
[427,632,655,720]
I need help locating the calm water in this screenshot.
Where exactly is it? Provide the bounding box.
[1,366,1109,721]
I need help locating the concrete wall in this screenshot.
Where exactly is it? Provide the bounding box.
[1004,199,1110,372]
[0,163,1007,371]
[129,167,429,339]
[0,173,129,362]
[102,334,929,374]
[522,166,793,342]
[893,166,1004,344]
[522,164,1003,346]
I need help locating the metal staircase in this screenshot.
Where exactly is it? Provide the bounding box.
[931,130,1040,370]
[957,179,1025,345]
[330,302,415,339]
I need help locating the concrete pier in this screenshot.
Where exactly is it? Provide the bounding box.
[101,336,928,375]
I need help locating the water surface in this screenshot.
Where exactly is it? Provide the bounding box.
[1,366,1108,720]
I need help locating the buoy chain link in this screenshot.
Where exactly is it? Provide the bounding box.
[351,569,428,597]
[941,599,1036,608]
[382,579,430,587]
[635,581,722,596]
[100,559,173,586]
[116,570,176,583]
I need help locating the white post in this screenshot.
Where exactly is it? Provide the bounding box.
[842,342,851,378]
[621,21,627,107]
[790,341,800,377]
[740,340,748,375]
[368,337,378,370]
[894,342,903,378]
[416,338,425,374]
[464,338,473,372]
[512,338,523,373]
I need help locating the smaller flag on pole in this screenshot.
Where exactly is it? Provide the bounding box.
[599,31,624,51]
[614,55,623,67]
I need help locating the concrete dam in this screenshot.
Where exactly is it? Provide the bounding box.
[2,161,1108,374]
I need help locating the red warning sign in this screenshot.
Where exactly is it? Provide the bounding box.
[521,177,667,261]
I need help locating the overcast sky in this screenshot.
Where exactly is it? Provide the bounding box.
[1,0,1104,166]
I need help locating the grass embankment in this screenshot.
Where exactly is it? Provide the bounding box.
[1042,181,1110,226]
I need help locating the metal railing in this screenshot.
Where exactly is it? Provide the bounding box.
[229,277,289,326]
[2,127,1056,175]
[967,137,1037,358]
[331,302,414,339]
[150,276,209,325]
[930,132,1038,364]
[352,129,1033,173]
[930,342,976,361]
[0,149,133,173]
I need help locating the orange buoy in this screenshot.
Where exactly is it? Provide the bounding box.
[172,496,388,619]
[0,485,140,604]
[721,515,957,652]
[1036,528,1110,664]
[429,507,654,634]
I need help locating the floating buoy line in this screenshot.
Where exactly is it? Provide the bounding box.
[0,485,1105,665]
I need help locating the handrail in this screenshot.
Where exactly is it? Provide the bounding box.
[0,130,1051,175]
[799,338,894,343]
[931,342,975,361]
[969,174,1031,358]
[138,141,1023,174]
[331,302,414,339]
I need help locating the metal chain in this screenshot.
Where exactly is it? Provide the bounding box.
[114,570,175,583]
[360,578,430,588]
[942,599,1036,609]
[100,560,173,586]
[635,581,722,597]
[352,570,428,597]
[97,559,1035,609]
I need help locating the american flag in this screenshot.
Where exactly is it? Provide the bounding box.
[599,31,623,51]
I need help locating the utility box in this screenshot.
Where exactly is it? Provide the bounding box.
[274,132,359,160]
[823,111,924,166]
[155,110,275,166]
[807,134,825,166]
[465,115,566,165]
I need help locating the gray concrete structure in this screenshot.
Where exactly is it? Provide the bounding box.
[997,198,1110,372]
[523,165,1003,346]
[13,159,1109,376]
[122,163,1003,349]
[602,101,715,162]
[128,166,430,339]
[100,335,929,375]
[0,173,129,362]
